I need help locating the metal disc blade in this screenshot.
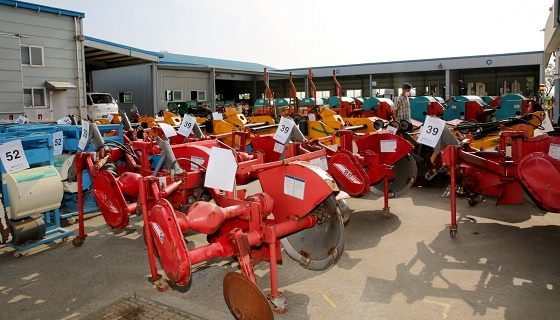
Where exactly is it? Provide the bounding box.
[370,153,418,198]
[280,195,344,271]
[223,272,273,320]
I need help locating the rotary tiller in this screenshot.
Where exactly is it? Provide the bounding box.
[441,130,560,238]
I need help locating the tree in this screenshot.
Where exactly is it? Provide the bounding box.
[545,62,555,97]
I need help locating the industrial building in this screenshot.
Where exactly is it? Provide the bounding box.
[0,0,548,120]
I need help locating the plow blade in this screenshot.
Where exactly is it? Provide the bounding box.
[370,153,417,198]
[280,195,344,271]
[518,152,560,213]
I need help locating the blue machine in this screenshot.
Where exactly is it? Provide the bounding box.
[0,132,74,256]
[492,94,527,120]
[443,95,486,121]
[409,96,438,122]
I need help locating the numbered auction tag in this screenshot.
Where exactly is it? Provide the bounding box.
[158,123,177,138]
[14,115,27,124]
[386,125,398,135]
[417,116,446,148]
[178,114,196,137]
[212,112,223,120]
[53,131,63,156]
[204,147,237,191]
[534,113,555,136]
[0,140,30,174]
[549,143,560,160]
[107,113,114,123]
[77,121,90,151]
[57,117,72,125]
[273,117,295,144]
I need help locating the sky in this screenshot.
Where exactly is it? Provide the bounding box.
[33,0,554,69]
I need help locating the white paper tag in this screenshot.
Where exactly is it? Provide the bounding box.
[57,116,72,125]
[212,112,223,120]
[273,117,295,144]
[77,121,90,151]
[204,147,237,191]
[191,155,205,171]
[178,114,196,137]
[107,113,114,123]
[549,143,560,160]
[309,155,328,171]
[380,139,397,152]
[308,114,316,121]
[158,123,177,138]
[273,141,285,153]
[14,115,27,124]
[53,131,63,156]
[534,113,554,136]
[386,125,398,135]
[0,140,30,174]
[417,116,446,148]
[284,175,305,200]
[158,176,167,188]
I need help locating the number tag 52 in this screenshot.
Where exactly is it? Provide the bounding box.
[0,140,30,173]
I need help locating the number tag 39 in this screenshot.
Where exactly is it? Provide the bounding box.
[273,117,295,144]
[417,116,446,148]
[178,114,196,137]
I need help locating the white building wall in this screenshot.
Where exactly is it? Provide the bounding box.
[0,4,84,120]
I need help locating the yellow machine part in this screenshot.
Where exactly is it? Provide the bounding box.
[95,113,122,125]
[137,110,182,128]
[246,115,276,125]
[470,111,546,151]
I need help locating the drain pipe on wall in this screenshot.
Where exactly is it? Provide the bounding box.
[74,17,84,120]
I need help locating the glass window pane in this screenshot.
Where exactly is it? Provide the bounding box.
[21,47,30,64]
[23,89,32,106]
[30,47,43,66]
[33,88,45,106]
[198,91,205,101]
[173,91,182,101]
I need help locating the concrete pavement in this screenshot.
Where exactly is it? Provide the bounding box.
[1,180,559,319]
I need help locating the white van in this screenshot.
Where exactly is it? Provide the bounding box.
[86,92,119,120]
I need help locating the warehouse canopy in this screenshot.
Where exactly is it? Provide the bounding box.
[83,36,163,71]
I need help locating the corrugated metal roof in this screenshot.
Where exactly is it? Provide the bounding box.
[159,52,276,71]
[0,0,85,18]
[286,51,544,77]
[85,36,163,59]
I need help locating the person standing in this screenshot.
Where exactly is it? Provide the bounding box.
[393,83,412,121]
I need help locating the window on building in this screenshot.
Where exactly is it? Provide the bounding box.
[20,46,44,66]
[239,93,250,100]
[23,87,46,107]
[118,91,132,103]
[165,90,183,101]
[316,91,331,99]
[346,89,362,98]
[296,91,306,99]
[191,90,206,101]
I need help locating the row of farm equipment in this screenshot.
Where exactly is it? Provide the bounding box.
[0,69,558,318]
